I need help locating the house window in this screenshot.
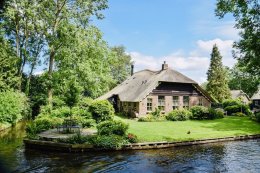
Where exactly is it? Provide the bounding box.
[158,96,165,111]
[172,96,179,110]
[147,98,152,111]
[255,100,259,106]
[199,98,203,106]
[183,96,189,109]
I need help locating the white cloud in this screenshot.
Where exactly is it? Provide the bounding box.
[129,38,236,84]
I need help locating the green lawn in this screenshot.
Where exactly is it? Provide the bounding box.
[115,116,260,142]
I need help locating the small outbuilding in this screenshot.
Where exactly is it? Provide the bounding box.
[230,90,250,104]
[98,62,214,117]
[251,87,260,109]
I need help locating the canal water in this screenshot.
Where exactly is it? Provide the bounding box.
[0,122,260,173]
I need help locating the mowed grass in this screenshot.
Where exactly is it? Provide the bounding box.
[114,116,260,142]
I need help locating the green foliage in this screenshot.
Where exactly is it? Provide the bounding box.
[0,37,19,91]
[151,108,161,118]
[89,100,115,123]
[97,120,129,136]
[223,99,252,116]
[26,116,63,138]
[0,91,28,124]
[190,106,209,120]
[58,132,91,144]
[89,134,127,150]
[50,106,71,118]
[71,115,95,128]
[216,0,260,76]
[227,64,259,97]
[166,109,192,121]
[110,46,132,85]
[71,106,92,119]
[231,112,246,117]
[77,97,93,109]
[138,115,155,122]
[206,44,231,102]
[126,133,138,143]
[255,112,260,123]
[223,99,241,108]
[208,108,224,119]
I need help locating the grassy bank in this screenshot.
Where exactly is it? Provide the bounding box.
[115,116,260,142]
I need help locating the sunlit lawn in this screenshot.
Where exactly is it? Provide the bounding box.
[115,116,260,142]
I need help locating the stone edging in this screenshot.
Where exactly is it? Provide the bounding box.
[24,134,260,152]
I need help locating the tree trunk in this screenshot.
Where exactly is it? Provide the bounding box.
[48,48,55,107]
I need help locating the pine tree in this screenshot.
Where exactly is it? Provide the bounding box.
[206,44,231,103]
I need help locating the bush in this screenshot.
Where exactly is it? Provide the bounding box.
[26,116,63,138]
[77,97,93,109]
[71,106,92,119]
[127,133,138,143]
[190,106,209,120]
[71,115,95,128]
[224,104,251,116]
[208,108,224,119]
[255,112,260,122]
[58,132,91,144]
[166,109,192,121]
[138,115,154,122]
[0,91,28,124]
[222,99,241,108]
[50,106,71,118]
[97,120,129,136]
[89,100,114,123]
[231,112,246,117]
[89,134,127,149]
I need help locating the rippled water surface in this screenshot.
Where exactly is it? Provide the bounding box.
[0,122,260,173]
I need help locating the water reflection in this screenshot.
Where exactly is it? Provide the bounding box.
[0,123,260,173]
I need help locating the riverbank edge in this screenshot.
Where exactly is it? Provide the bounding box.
[24,134,260,152]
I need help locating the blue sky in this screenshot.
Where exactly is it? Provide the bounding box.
[93,0,239,83]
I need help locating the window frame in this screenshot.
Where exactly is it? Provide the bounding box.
[172,96,179,110]
[183,96,190,109]
[158,96,165,111]
[147,98,153,111]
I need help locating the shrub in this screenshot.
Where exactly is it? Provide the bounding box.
[255,112,260,122]
[77,97,93,109]
[224,105,241,115]
[208,108,224,119]
[50,106,71,118]
[97,120,129,136]
[127,133,138,143]
[190,106,209,120]
[0,91,28,124]
[151,108,161,118]
[58,132,91,144]
[222,99,241,108]
[166,109,192,121]
[138,115,154,122]
[224,105,251,116]
[89,134,127,149]
[71,106,92,119]
[26,116,63,138]
[231,112,246,117]
[89,100,114,123]
[71,115,95,128]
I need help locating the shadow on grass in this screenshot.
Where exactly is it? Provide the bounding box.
[200,116,260,134]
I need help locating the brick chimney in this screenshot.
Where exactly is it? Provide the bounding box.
[162,61,168,70]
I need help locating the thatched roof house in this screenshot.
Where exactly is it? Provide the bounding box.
[98,62,214,117]
[230,90,250,104]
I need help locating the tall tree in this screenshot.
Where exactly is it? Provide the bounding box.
[216,0,260,76]
[0,36,19,91]
[110,46,132,85]
[206,44,231,102]
[227,64,259,97]
[36,0,108,107]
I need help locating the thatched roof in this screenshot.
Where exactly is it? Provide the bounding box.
[98,67,212,102]
[251,87,260,100]
[231,90,250,100]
